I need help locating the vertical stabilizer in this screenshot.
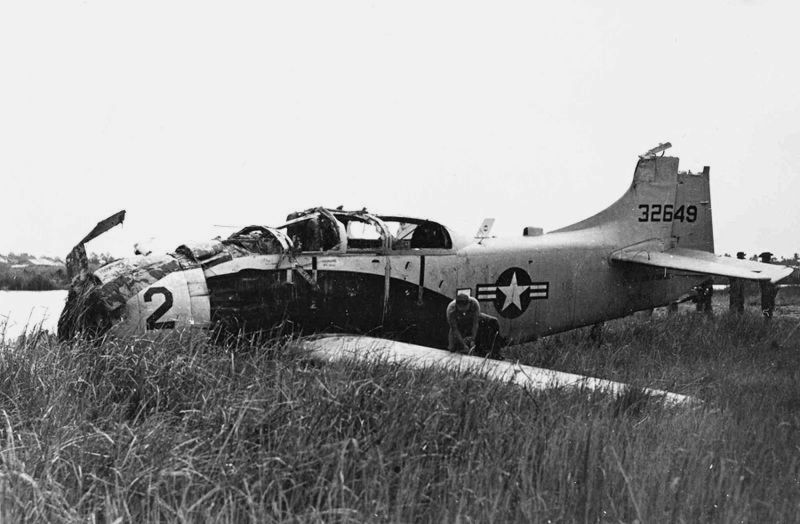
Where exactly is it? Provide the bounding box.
[551,144,715,254]
[552,154,680,246]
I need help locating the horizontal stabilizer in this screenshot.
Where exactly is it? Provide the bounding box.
[297,335,697,406]
[611,247,794,283]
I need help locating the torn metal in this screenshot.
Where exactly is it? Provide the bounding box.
[65,210,126,281]
[58,207,457,342]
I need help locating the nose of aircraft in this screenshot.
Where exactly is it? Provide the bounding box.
[58,253,209,340]
[58,273,119,340]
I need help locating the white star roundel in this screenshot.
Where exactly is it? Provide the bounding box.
[476,267,549,319]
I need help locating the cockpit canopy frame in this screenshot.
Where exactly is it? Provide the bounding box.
[276,207,454,254]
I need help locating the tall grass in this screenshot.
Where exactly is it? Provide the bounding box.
[2,305,800,522]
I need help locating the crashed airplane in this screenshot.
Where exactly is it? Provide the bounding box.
[59,142,792,344]
[57,143,791,403]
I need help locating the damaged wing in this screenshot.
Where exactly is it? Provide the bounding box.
[611,246,794,283]
[298,335,698,406]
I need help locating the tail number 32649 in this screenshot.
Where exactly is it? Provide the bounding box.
[638,204,697,223]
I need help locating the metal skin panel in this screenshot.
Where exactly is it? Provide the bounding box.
[203,254,286,277]
[460,237,698,342]
[107,268,211,338]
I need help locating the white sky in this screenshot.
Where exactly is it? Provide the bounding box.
[1,0,799,260]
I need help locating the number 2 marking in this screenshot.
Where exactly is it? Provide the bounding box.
[651,204,662,222]
[144,287,176,330]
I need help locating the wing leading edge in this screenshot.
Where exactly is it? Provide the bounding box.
[611,246,794,283]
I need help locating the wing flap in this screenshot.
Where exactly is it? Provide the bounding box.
[611,246,794,283]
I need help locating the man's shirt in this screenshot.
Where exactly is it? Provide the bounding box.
[446,296,481,335]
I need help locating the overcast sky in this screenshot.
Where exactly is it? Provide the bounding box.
[2,0,798,260]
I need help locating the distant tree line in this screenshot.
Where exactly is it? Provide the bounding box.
[0,252,117,291]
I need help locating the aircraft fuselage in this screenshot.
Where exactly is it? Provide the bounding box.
[63,147,792,345]
[87,227,702,348]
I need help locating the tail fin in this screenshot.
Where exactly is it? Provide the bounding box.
[552,144,714,254]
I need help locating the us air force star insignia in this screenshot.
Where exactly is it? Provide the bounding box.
[498,272,524,311]
[476,267,549,319]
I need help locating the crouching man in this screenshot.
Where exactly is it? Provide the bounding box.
[446,293,503,358]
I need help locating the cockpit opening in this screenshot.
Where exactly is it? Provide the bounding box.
[379,217,452,250]
[276,208,453,254]
[281,209,345,252]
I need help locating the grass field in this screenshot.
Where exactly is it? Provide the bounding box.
[2,288,800,522]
